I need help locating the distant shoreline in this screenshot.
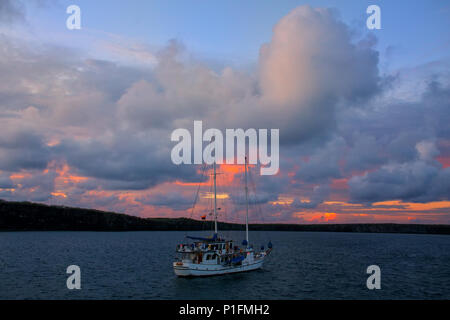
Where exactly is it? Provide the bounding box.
[0,199,449,235]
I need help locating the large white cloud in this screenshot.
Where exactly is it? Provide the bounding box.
[257,6,380,143]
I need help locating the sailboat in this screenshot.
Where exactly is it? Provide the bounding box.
[173,157,272,277]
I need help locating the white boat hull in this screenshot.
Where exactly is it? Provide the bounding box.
[173,258,264,277]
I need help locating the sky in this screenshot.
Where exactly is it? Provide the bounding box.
[0,0,449,224]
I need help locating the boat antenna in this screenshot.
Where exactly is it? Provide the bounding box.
[245,156,249,247]
[214,161,218,235]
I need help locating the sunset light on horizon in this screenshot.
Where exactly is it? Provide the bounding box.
[0,0,449,225]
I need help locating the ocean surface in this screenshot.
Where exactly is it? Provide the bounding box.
[0,231,449,299]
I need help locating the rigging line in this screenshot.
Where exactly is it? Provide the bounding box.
[217,164,227,236]
[249,165,264,223]
[237,165,246,242]
[209,164,214,233]
[185,163,207,239]
[202,165,213,235]
[248,165,270,244]
[223,201,229,240]
[217,165,229,240]
[188,163,207,220]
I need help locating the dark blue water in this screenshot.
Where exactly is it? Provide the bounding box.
[0,231,449,299]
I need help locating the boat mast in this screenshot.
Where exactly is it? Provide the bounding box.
[245,156,249,246]
[214,161,218,234]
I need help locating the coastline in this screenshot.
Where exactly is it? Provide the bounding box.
[1,199,449,235]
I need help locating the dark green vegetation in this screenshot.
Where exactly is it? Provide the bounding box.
[0,199,449,234]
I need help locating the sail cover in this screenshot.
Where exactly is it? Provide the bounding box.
[186,233,218,242]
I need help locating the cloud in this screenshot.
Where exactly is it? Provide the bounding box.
[0,4,449,222]
[0,0,53,28]
[137,191,194,211]
[0,126,50,171]
[6,170,57,202]
[2,4,380,194]
[295,136,345,183]
[342,77,450,204]
[292,184,331,209]
[231,192,278,205]
[416,140,439,161]
[0,172,13,188]
[349,160,450,203]
[349,140,450,204]
[257,6,380,144]
[0,0,25,25]
[344,134,384,172]
[54,133,205,190]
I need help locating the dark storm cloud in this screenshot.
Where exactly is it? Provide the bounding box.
[349,160,450,203]
[340,78,450,149]
[294,136,345,183]
[344,134,384,172]
[55,134,205,190]
[342,77,450,203]
[0,129,50,171]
